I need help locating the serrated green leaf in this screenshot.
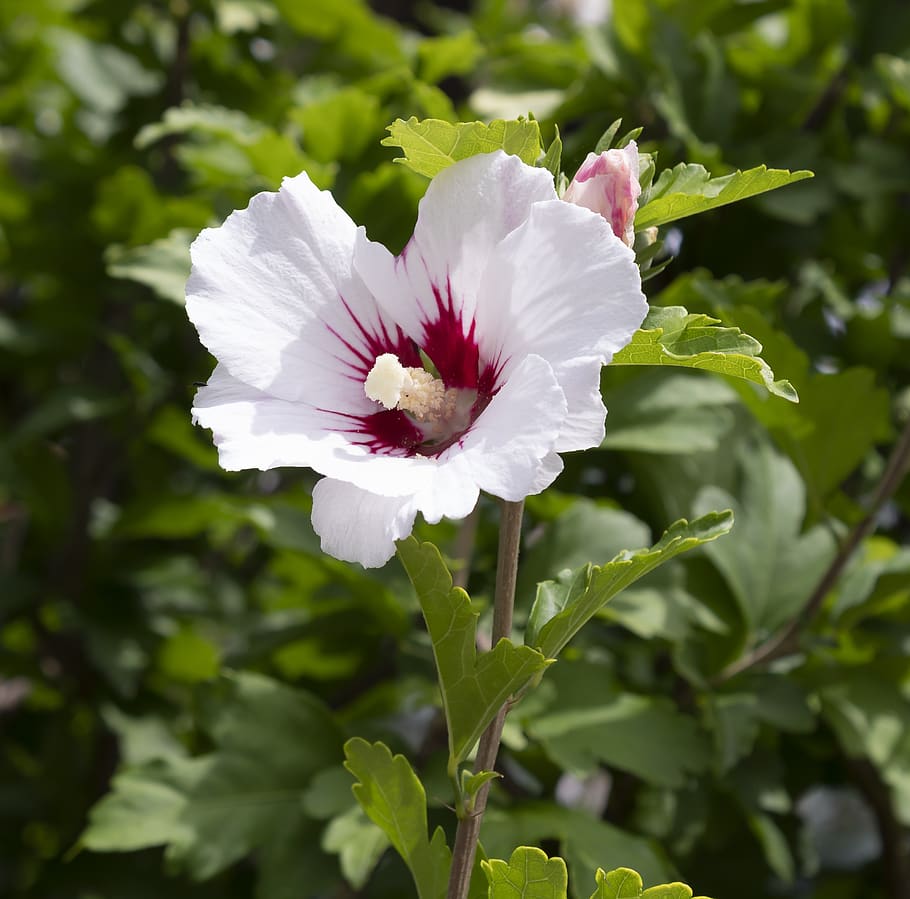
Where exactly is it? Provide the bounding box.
[636,164,813,229]
[591,867,642,899]
[612,307,798,402]
[483,846,568,899]
[397,538,551,766]
[343,738,449,899]
[527,512,734,659]
[382,117,542,178]
[483,805,674,891]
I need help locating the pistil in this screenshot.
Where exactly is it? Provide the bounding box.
[364,353,458,422]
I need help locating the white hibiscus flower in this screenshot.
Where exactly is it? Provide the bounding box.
[187,151,646,567]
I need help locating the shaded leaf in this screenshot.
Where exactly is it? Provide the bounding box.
[693,440,837,634]
[524,661,709,788]
[82,673,342,883]
[344,738,449,899]
[106,228,192,305]
[322,805,391,890]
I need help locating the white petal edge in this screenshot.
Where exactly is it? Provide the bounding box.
[192,365,440,498]
[186,170,403,414]
[473,199,646,450]
[311,479,418,568]
[434,354,567,502]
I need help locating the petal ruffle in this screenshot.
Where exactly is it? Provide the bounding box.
[311,478,418,568]
[354,152,556,384]
[187,171,415,412]
[193,365,438,497]
[473,198,646,450]
[434,354,567,501]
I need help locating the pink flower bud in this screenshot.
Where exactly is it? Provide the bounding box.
[563,142,641,247]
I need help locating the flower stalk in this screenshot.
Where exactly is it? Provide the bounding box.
[446,499,524,899]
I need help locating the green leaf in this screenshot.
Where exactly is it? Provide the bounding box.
[518,501,650,597]
[271,0,404,66]
[462,769,501,804]
[106,228,192,305]
[156,625,220,683]
[524,660,709,788]
[635,164,813,229]
[591,867,642,898]
[715,306,892,497]
[541,125,563,179]
[600,371,738,454]
[81,757,203,852]
[322,805,391,890]
[527,511,734,659]
[591,867,707,899]
[382,117,542,178]
[611,307,798,402]
[397,538,551,766]
[343,738,450,899]
[483,846,568,899]
[693,440,837,635]
[82,673,343,884]
[417,31,485,85]
[292,86,384,164]
[483,805,674,891]
[135,103,265,149]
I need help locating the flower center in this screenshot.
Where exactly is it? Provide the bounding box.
[364,353,477,446]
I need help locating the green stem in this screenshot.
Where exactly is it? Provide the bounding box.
[446,499,524,899]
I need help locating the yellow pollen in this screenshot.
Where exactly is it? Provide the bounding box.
[364,353,458,423]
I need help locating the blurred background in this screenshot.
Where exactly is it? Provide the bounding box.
[1,1,909,897]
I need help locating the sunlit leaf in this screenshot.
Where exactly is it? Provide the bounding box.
[483,846,568,899]
[636,164,813,229]
[344,738,449,899]
[527,511,734,659]
[382,117,542,178]
[612,307,798,402]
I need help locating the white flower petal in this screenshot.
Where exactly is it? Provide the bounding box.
[311,478,418,568]
[550,356,607,453]
[193,365,438,497]
[413,462,480,525]
[186,171,412,411]
[354,152,557,360]
[439,354,567,501]
[473,198,646,450]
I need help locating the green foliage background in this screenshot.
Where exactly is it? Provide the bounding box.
[2,0,909,897]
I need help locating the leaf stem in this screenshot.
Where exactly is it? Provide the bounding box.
[446,499,524,899]
[717,416,910,682]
